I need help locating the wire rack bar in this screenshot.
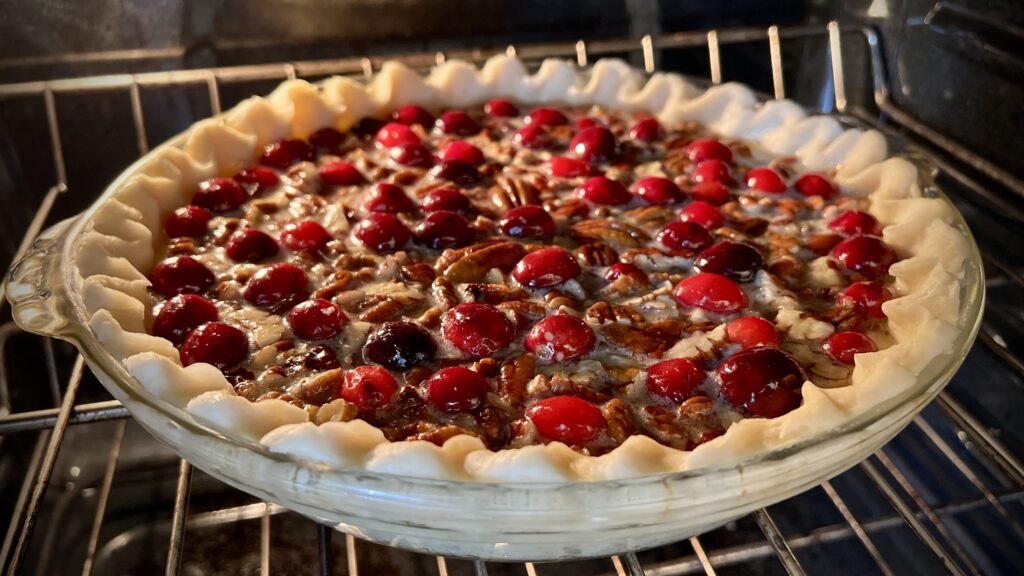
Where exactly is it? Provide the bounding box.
[860,458,969,576]
[819,480,894,576]
[4,355,85,575]
[874,449,981,575]
[81,419,126,576]
[165,460,193,576]
[935,392,1024,486]
[316,524,332,576]
[0,432,49,572]
[767,26,785,100]
[687,537,716,576]
[345,533,358,576]
[752,509,805,575]
[0,400,128,434]
[913,416,1024,538]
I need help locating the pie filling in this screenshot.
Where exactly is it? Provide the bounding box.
[147,100,901,454]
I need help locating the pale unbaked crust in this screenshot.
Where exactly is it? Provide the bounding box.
[75,56,970,482]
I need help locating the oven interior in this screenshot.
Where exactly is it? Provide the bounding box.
[1,1,1023,574]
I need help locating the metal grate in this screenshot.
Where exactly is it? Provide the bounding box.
[1,22,1023,576]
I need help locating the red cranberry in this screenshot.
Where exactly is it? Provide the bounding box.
[673,272,748,313]
[192,177,247,212]
[430,160,481,186]
[375,122,421,148]
[498,205,555,238]
[513,124,553,149]
[828,210,881,237]
[823,331,877,365]
[576,117,600,130]
[391,104,434,127]
[717,347,804,418]
[436,111,481,136]
[425,367,489,412]
[415,210,473,249]
[635,177,683,205]
[746,167,787,193]
[485,99,519,117]
[686,138,733,163]
[260,139,314,169]
[353,213,411,253]
[512,247,581,288]
[658,221,713,252]
[569,126,616,163]
[679,200,725,229]
[280,220,332,252]
[726,316,781,348]
[152,294,218,344]
[439,141,485,165]
[795,173,837,199]
[362,183,416,214]
[226,228,279,262]
[525,315,596,363]
[693,159,733,185]
[526,396,605,445]
[362,321,435,370]
[550,156,591,178]
[646,358,705,403]
[287,298,346,340]
[689,181,731,206]
[442,303,514,358]
[308,127,345,148]
[320,161,365,186]
[693,241,764,282]
[233,167,280,194]
[422,187,471,213]
[605,262,645,282]
[179,322,248,369]
[838,281,891,318]
[525,107,568,127]
[165,205,212,238]
[151,256,215,298]
[340,365,399,411]
[629,118,664,142]
[576,176,632,206]
[831,236,897,277]
[389,142,435,168]
[243,263,309,309]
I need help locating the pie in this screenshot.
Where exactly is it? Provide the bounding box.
[72,56,970,481]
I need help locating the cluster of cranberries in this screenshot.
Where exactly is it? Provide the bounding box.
[147,98,903,449]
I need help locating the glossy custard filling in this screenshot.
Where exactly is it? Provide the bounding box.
[146,100,900,454]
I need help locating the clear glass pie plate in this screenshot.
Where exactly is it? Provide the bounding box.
[4,102,984,561]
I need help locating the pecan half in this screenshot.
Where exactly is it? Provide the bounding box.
[431,277,459,310]
[624,206,675,229]
[586,301,645,324]
[600,319,687,356]
[464,283,528,304]
[575,242,619,267]
[313,271,353,300]
[497,300,547,330]
[287,369,342,406]
[440,241,526,283]
[569,220,650,250]
[486,175,541,215]
[499,355,536,408]
[401,262,436,286]
[603,398,636,445]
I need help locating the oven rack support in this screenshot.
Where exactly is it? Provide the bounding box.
[1,21,1022,576]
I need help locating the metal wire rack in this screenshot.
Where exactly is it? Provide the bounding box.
[1,21,1023,576]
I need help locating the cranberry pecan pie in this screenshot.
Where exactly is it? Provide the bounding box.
[73,56,970,481]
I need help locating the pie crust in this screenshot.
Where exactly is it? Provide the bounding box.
[74,56,969,481]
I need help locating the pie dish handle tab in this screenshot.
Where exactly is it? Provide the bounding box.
[5,217,80,340]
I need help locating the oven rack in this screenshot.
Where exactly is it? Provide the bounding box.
[0,22,1021,576]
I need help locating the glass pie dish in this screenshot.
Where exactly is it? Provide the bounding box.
[4,68,984,560]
